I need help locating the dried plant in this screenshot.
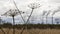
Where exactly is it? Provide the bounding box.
[20,3,40,34]
[26,3,40,24]
[12,0,25,23]
[1,9,24,34]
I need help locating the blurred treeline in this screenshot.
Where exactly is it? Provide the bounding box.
[0,23,60,29]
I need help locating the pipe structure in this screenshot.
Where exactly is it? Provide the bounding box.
[52,10,60,24]
[41,11,47,24]
[0,17,1,25]
[46,10,51,24]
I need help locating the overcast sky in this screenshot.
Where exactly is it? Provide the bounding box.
[0,0,60,16]
[0,0,60,24]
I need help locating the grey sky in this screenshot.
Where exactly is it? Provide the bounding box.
[0,0,60,24]
[0,0,60,17]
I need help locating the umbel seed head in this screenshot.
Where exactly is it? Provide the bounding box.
[28,3,40,9]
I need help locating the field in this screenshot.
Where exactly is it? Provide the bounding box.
[0,24,60,34]
[0,28,60,34]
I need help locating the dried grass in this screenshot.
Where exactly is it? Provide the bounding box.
[0,28,60,34]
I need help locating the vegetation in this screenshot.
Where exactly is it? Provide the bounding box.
[0,23,60,29]
[0,23,60,34]
[0,0,60,34]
